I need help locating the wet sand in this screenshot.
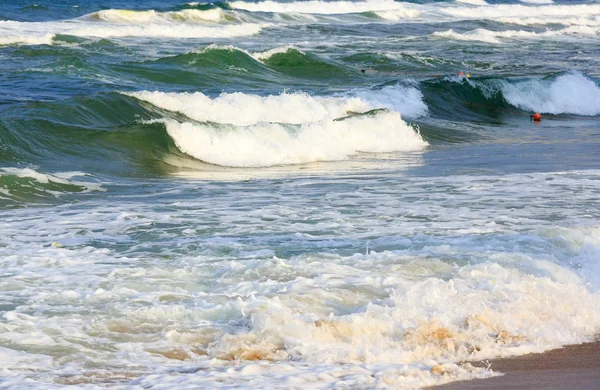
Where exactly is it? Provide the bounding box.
[434,341,600,390]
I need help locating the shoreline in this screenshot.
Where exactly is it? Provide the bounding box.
[432,340,600,390]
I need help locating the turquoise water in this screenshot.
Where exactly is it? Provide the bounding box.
[1,1,600,388]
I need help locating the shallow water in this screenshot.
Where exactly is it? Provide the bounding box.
[1,0,600,388]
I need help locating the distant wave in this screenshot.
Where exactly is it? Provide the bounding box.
[433,26,600,44]
[0,9,264,45]
[227,0,418,15]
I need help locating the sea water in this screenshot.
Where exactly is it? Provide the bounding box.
[0,0,599,388]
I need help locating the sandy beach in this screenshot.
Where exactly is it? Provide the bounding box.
[433,341,600,390]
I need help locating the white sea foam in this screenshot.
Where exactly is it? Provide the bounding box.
[456,0,487,5]
[68,22,264,39]
[0,33,54,46]
[126,89,427,167]
[126,90,373,126]
[252,45,300,61]
[0,9,263,45]
[497,16,600,27]
[500,73,600,116]
[441,4,600,19]
[448,72,600,116]
[229,0,417,15]
[354,85,429,118]
[433,26,600,44]
[1,170,599,387]
[0,168,104,201]
[163,111,426,167]
[374,8,420,20]
[92,8,227,24]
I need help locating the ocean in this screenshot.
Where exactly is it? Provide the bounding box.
[0,0,599,388]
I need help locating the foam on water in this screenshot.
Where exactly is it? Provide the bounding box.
[0,33,54,46]
[354,85,429,119]
[497,16,600,27]
[374,8,420,21]
[446,72,600,116]
[125,89,427,167]
[228,0,417,15]
[92,8,228,24]
[456,0,487,5]
[126,90,373,126]
[251,45,300,61]
[0,10,264,44]
[440,3,600,19]
[433,26,600,44]
[0,170,599,387]
[162,111,426,167]
[500,73,600,116]
[0,168,104,204]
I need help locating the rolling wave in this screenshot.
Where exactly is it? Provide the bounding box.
[422,72,600,118]
[0,8,264,45]
[0,168,104,207]
[126,90,427,167]
[227,0,418,15]
[433,26,600,44]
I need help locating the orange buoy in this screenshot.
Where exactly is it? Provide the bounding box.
[532,113,541,121]
[457,71,464,76]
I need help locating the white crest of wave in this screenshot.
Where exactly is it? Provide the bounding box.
[0,33,54,46]
[92,8,227,24]
[126,90,427,167]
[374,8,420,20]
[0,168,104,198]
[354,85,429,118]
[69,23,263,39]
[433,26,600,44]
[228,0,416,15]
[501,73,600,116]
[0,10,261,44]
[163,112,426,167]
[520,0,553,3]
[456,0,487,5]
[251,46,300,61]
[497,16,600,27]
[441,4,600,19]
[127,91,373,126]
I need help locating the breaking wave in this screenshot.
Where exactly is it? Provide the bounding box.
[433,26,600,44]
[227,0,417,15]
[126,90,428,167]
[425,72,600,117]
